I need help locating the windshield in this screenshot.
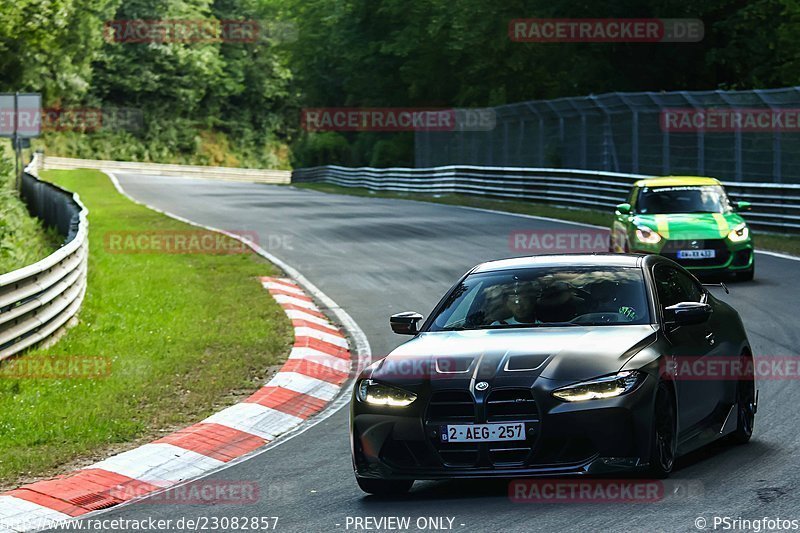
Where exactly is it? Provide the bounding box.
[428,267,650,331]
[636,185,731,214]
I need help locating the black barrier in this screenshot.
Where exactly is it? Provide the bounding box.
[19,158,82,244]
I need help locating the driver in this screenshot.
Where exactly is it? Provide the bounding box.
[589,279,640,321]
[492,281,538,325]
[536,281,580,323]
[589,280,619,313]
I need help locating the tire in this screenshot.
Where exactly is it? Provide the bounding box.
[728,360,756,444]
[648,382,677,479]
[356,477,414,495]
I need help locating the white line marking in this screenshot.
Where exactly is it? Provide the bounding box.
[755,249,800,262]
[283,309,337,329]
[266,372,341,401]
[0,496,71,533]
[89,443,225,487]
[202,403,303,440]
[289,348,351,373]
[293,327,348,348]
[261,280,306,296]
[272,293,319,311]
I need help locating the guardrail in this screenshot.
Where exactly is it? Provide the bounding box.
[42,156,291,184]
[292,165,800,233]
[0,153,89,359]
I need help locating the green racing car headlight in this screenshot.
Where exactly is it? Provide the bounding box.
[357,379,417,407]
[552,371,645,402]
[727,222,750,243]
[635,226,662,244]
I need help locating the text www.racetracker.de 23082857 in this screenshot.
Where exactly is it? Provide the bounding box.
[3,516,280,531]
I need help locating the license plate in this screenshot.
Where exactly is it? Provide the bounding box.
[441,423,525,443]
[677,249,715,259]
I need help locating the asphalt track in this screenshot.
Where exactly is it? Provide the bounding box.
[54,173,800,533]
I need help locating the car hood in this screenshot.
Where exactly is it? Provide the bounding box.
[367,326,657,385]
[633,212,745,240]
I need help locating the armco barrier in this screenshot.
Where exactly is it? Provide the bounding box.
[42,156,291,184]
[292,165,800,233]
[0,154,88,359]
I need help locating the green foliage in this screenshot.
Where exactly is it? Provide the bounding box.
[2,0,800,168]
[285,0,800,166]
[0,141,59,274]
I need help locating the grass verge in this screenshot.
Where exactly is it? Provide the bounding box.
[0,144,60,274]
[294,182,800,257]
[0,169,292,487]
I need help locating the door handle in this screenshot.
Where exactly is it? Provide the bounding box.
[705,332,715,346]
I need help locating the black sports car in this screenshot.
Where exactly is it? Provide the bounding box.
[350,254,757,495]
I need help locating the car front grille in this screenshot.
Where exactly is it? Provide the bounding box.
[426,390,476,422]
[486,389,539,422]
[660,238,730,267]
[425,388,539,467]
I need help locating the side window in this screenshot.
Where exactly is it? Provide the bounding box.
[654,266,682,309]
[673,270,704,303]
[653,266,702,309]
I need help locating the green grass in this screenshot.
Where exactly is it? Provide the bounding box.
[0,169,292,487]
[0,144,60,274]
[294,182,800,257]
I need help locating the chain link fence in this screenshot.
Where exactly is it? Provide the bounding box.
[415,87,800,184]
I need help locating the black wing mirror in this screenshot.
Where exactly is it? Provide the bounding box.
[664,302,712,326]
[390,311,424,335]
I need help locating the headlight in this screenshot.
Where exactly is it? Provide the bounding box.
[552,371,645,402]
[727,223,749,242]
[635,226,661,244]
[357,379,417,407]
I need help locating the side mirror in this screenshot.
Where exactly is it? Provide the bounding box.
[664,302,712,327]
[390,311,424,335]
[735,201,751,212]
[616,203,632,215]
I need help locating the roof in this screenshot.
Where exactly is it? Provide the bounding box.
[471,253,644,274]
[633,176,722,188]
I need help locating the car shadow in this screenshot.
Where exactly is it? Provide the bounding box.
[358,439,776,503]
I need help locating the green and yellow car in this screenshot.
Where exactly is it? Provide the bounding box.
[611,176,754,280]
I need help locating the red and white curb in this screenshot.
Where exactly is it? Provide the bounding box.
[0,276,354,532]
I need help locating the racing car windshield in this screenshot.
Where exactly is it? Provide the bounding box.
[429,267,650,331]
[636,185,732,214]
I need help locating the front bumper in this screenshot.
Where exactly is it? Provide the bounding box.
[632,238,753,274]
[351,375,657,480]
